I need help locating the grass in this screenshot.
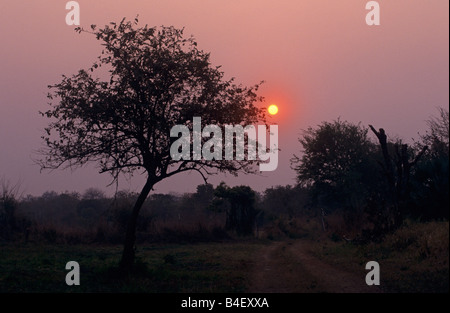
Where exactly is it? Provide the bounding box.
[1,220,448,293]
[0,240,267,293]
[309,220,449,293]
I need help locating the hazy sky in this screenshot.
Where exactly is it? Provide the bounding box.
[0,0,448,196]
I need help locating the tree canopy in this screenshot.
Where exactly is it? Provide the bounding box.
[40,19,265,184]
[212,183,258,236]
[291,119,380,212]
[39,18,266,270]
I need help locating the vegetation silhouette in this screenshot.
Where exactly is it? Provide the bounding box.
[39,18,266,271]
[3,105,449,291]
[291,110,448,240]
[211,183,259,236]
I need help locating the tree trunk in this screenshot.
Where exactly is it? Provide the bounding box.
[321,208,327,232]
[119,178,154,272]
[369,125,428,230]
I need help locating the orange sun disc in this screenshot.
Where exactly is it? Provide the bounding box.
[268,104,278,115]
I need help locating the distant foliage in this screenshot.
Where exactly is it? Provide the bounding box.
[410,107,449,220]
[291,120,383,227]
[0,191,18,240]
[291,111,449,238]
[211,183,259,236]
[0,178,29,241]
[259,185,310,219]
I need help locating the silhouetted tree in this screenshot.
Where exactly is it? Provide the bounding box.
[0,178,21,240]
[260,185,309,219]
[82,188,106,200]
[146,193,179,222]
[19,191,80,226]
[410,107,449,220]
[422,107,449,150]
[212,183,258,236]
[369,125,428,228]
[291,120,381,222]
[194,184,215,208]
[77,188,109,228]
[39,18,265,271]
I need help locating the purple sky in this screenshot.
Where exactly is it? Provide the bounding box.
[0,0,448,196]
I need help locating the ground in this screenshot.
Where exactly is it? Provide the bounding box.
[248,240,381,293]
[0,234,447,292]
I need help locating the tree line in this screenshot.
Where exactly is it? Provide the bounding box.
[1,181,310,242]
[2,105,448,244]
[291,107,448,239]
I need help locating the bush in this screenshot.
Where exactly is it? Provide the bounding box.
[378,220,449,264]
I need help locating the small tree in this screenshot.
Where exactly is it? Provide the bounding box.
[39,18,265,271]
[411,107,449,220]
[77,188,108,228]
[0,178,22,240]
[291,120,381,222]
[82,188,106,200]
[212,183,258,236]
[369,125,428,228]
[261,185,309,219]
[423,107,449,149]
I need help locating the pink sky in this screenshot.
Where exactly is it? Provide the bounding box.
[0,0,448,196]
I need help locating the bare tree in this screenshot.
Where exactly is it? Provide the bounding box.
[0,177,22,240]
[421,107,449,155]
[427,107,449,145]
[369,126,427,228]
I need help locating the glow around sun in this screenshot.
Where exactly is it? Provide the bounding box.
[268,104,278,115]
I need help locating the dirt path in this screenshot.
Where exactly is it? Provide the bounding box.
[248,240,382,293]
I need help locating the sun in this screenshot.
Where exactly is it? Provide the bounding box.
[268,104,278,115]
